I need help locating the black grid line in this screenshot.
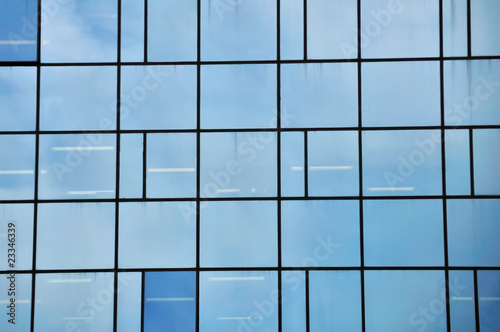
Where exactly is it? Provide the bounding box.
[474,269,481,332]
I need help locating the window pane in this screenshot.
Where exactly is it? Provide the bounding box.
[121,0,144,62]
[308,0,357,59]
[472,0,500,56]
[0,0,37,61]
[146,133,196,198]
[364,199,444,266]
[362,130,442,196]
[443,0,468,57]
[119,134,143,198]
[0,274,31,331]
[447,199,500,267]
[473,129,500,195]
[41,0,117,62]
[201,201,277,267]
[0,204,33,270]
[361,0,439,58]
[0,135,35,200]
[119,202,196,268]
[281,200,359,267]
[40,66,117,130]
[282,271,306,332]
[121,65,196,130]
[200,132,277,198]
[281,132,304,197]
[34,273,114,332]
[117,273,142,332]
[201,64,277,129]
[362,61,440,126]
[0,67,36,131]
[281,63,358,128]
[144,272,196,332]
[309,271,362,331]
[308,131,359,196]
[38,134,116,199]
[365,270,447,332]
[201,0,276,61]
[449,270,476,332]
[280,0,303,60]
[445,129,471,195]
[36,203,115,269]
[200,271,278,332]
[148,0,197,61]
[478,270,500,332]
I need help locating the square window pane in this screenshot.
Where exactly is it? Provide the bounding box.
[144,272,196,332]
[36,203,115,269]
[34,273,114,332]
[443,0,468,57]
[121,0,144,62]
[281,63,358,128]
[472,0,500,56]
[40,66,117,130]
[0,135,35,200]
[364,199,444,266]
[148,0,197,61]
[447,199,500,267]
[281,132,305,197]
[119,202,196,268]
[121,65,196,130]
[361,0,439,58]
[0,67,36,131]
[200,271,278,332]
[117,273,142,332]
[147,133,196,198]
[200,132,277,198]
[0,274,31,331]
[445,129,471,195]
[280,0,303,60]
[478,270,500,331]
[201,64,277,129]
[0,0,37,61]
[41,0,117,62]
[362,61,440,126]
[473,129,500,195]
[362,130,442,196]
[281,200,360,267]
[201,201,277,267]
[449,270,476,332]
[201,0,276,61]
[282,271,306,332]
[308,131,359,196]
[0,204,33,270]
[38,134,116,199]
[365,270,447,332]
[307,0,358,59]
[310,271,362,331]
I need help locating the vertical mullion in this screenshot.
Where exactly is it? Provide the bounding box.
[277,1,282,331]
[196,1,201,331]
[141,271,145,332]
[469,128,475,196]
[304,131,308,197]
[467,0,472,57]
[303,0,307,60]
[305,270,310,332]
[142,133,147,199]
[144,0,148,62]
[474,270,480,332]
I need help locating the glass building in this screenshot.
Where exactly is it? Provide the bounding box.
[1,0,499,331]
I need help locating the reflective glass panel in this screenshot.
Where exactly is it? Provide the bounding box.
[117,273,142,332]
[472,0,500,56]
[282,271,306,332]
[0,0,37,61]
[281,132,305,197]
[280,0,303,60]
[119,134,143,199]
[443,0,468,57]
[0,274,31,331]
[121,0,144,62]
[449,270,476,332]
[473,129,500,195]
[0,135,35,200]
[478,270,500,331]
[445,129,471,195]
[0,204,33,270]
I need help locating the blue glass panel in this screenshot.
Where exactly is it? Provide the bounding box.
[0,204,33,270]
[0,0,37,61]
[449,270,476,332]
[119,134,143,199]
[445,129,471,195]
[472,0,500,56]
[121,0,144,62]
[117,273,142,332]
[478,270,500,332]
[473,129,500,195]
[282,271,306,332]
[280,0,303,60]
[0,135,35,200]
[144,272,196,332]
[281,132,305,197]
[0,274,31,331]
[443,0,468,57]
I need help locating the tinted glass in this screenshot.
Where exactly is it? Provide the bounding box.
[281,132,305,197]
[471,0,500,56]
[0,0,37,61]
[0,135,35,200]
[445,129,471,195]
[473,129,500,195]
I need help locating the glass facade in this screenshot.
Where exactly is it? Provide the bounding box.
[0,0,499,331]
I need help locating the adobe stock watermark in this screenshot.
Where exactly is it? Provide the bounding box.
[340,0,403,58]
[51,66,173,183]
[237,236,341,332]
[384,74,500,187]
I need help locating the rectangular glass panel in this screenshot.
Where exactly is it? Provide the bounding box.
[38,134,116,199]
[201,0,276,61]
[0,67,36,131]
[36,203,115,269]
[0,135,35,200]
[362,130,442,196]
[121,65,196,130]
[0,274,31,331]
[200,271,278,332]
[478,270,500,331]
[148,0,197,61]
[144,272,196,332]
[309,271,362,331]
[0,204,33,270]
[34,273,114,332]
[281,200,359,267]
[201,201,277,267]
[447,199,500,267]
[449,270,476,332]
[473,129,500,195]
[200,132,277,198]
[363,199,444,266]
[117,273,142,332]
[281,63,358,128]
[281,132,304,197]
[362,61,440,126]
[0,0,37,61]
[361,0,439,58]
[445,129,471,195]
[282,271,306,332]
[472,0,500,56]
[40,66,117,130]
[307,0,357,59]
[146,133,196,198]
[280,0,303,60]
[121,0,144,62]
[308,131,359,196]
[41,0,117,62]
[201,64,277,129]
[443,0,468,57]
[119,134,143,199]
[119,202,196,268]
